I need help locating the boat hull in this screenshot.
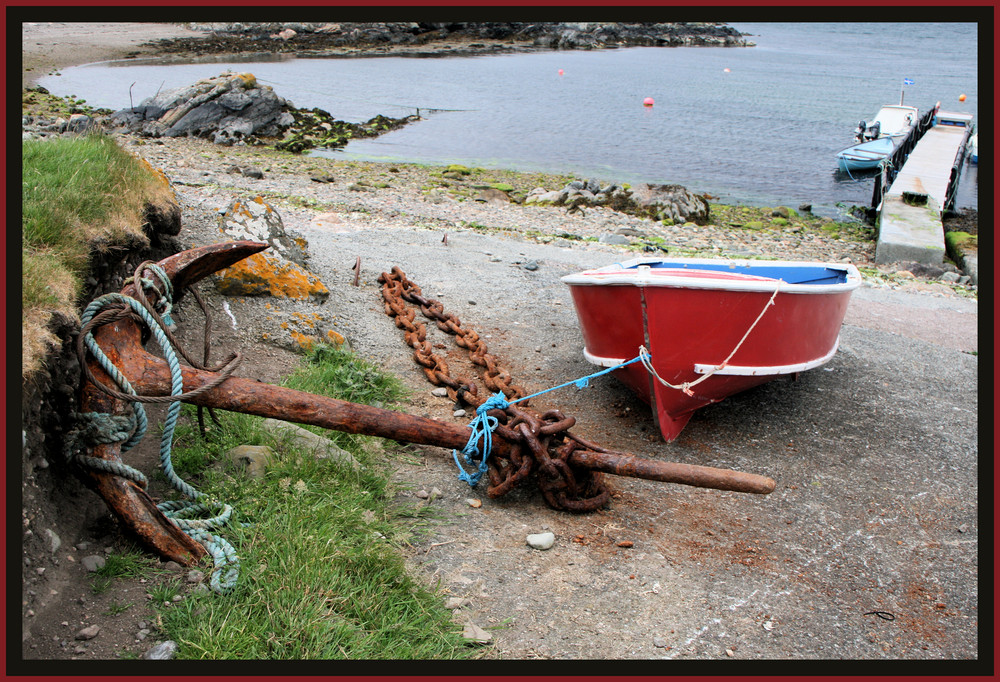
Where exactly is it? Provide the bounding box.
[836,136,896,172]
[562,258,861,442]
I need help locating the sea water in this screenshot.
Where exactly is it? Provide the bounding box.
[37,22,978,216]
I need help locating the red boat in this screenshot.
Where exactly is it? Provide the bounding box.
[562,257,861,442]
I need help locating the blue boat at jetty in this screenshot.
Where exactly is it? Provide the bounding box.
[836,103,919,173]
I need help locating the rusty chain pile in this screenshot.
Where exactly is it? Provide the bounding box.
[378,266,613,512]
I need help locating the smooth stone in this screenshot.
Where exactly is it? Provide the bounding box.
[526,532,555,550]
[75,625,100,641]
[142,641,179,660]
[462,622,492,644]
[81,556,105,572]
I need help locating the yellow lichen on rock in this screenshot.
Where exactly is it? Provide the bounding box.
[236,72,257,88]
[137,157,175,194]
[290,329,319,351]
[215,253,330,301]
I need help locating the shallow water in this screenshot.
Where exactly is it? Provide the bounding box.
[40,22,979,216]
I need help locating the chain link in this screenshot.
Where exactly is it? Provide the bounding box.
[378,267,610,512]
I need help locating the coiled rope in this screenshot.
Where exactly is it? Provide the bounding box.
[73,261,243,594]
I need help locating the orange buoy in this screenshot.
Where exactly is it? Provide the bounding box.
[724,68,731,73]
[643,97,655,107]
[959,93,967,102]
[558,69,564,76]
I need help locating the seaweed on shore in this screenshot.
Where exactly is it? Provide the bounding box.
[274,107,419,154]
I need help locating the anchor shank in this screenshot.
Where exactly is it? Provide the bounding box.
[567,449,776,494]
[131,358,520,457]
[129,358,774,494]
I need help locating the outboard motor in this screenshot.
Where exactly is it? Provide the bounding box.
[866,120,881,141]
[853,119,867,142]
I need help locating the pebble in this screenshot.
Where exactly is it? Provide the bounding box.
[444,597,467,610]
[415,490,429,499]
[453,409,467,418]
[81,555,105,572]
[185,570,205,584]
[466,498,482,508]
[653,637,667,648]
[526,532,555,550]
[75,625,100,641]
[462,622,492,644]
[142,641,179,660]
[45,529,61,554]
[431,387,449,397]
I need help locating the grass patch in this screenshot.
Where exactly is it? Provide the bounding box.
[21,132,177,379]
[91,548,165,595]
[945,230,977,252]
[155,344,474,660]
[105,601,134,616]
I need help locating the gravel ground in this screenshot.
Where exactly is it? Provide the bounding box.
[102,135,990,664]
[19,22,980,669]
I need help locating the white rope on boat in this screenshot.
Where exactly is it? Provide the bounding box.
[639,279,784,396]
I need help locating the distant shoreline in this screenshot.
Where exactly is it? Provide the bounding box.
[21,21,752,89]
[21,22,210,88]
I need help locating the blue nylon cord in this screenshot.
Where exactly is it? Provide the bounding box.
[451,354,645,487]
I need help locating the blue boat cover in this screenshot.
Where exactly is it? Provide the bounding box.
[632,261,849,285]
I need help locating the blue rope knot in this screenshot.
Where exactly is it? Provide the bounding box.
[452,392,509,487]
[448,353,651,487]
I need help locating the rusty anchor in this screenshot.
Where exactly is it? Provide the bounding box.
[75,241,775,568]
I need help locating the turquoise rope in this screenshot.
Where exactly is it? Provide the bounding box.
[451,392,508,486]
[78,278,239,594]
[451,353,646,487]
[511,355,644,404]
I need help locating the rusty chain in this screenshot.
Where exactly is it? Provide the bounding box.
[378,266,611,512]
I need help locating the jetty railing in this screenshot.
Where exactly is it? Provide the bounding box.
[943,124,973,213]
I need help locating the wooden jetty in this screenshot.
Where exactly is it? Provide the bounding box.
[875,109,975,265]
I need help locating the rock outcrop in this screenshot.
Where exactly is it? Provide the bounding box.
[109,72,417,153]
[156,22,752,54]
[110,72,295,145]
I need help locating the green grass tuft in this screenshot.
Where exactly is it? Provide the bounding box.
[21,132,177,379]
[157,344,473,660]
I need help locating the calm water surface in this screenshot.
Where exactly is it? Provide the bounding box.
[40,22,979,216]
